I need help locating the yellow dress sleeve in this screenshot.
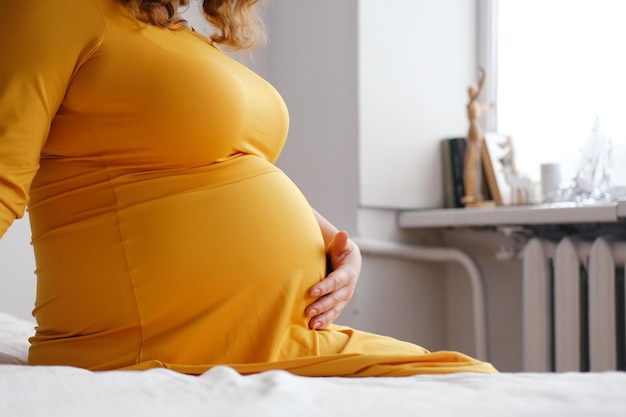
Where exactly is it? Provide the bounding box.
[0,0,104,237]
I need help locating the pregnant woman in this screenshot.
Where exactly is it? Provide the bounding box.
[0,0,495,376]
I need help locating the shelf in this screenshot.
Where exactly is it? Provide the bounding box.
[398,201,626,229]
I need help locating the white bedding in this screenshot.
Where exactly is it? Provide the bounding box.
[1,312,625,417]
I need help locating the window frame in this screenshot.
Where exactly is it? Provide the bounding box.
[477,0,498,133]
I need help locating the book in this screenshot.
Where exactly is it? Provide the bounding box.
[441,137,466,208]
[441,139,454,208]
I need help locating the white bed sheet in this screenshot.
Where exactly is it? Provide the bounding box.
[1,313,625,417]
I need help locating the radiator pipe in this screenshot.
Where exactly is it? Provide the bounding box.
[351,237,489,362]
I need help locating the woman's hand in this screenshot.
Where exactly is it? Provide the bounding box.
[305,230,361,330]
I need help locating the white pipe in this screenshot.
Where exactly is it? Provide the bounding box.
[352,237,489,362]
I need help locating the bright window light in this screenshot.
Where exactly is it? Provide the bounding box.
[495,0,626,189]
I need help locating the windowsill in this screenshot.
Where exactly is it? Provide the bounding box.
[397,200,626,229]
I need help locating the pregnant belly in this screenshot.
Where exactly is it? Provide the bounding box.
[29,155,327,367]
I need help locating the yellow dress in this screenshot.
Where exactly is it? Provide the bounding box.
[0,0,495,376]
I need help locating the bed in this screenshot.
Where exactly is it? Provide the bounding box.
[1,312,625,417]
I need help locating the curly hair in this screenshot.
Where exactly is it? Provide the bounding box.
[119,0,265,50]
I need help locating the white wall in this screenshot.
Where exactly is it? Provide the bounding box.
[359,0,477,209]
[0,215,36,322]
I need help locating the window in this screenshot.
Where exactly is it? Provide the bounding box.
[483,0,626,191]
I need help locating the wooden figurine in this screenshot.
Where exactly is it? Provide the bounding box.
[463,67,495,207]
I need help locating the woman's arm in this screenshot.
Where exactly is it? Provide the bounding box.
[305,209,362,330]
[0,0,104,238]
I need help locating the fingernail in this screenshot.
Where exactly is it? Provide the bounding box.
[312,321,321,330]
[309,309,318,317]
[311,288,322,297]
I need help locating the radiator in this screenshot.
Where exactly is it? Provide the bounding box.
[522,237,626,372]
